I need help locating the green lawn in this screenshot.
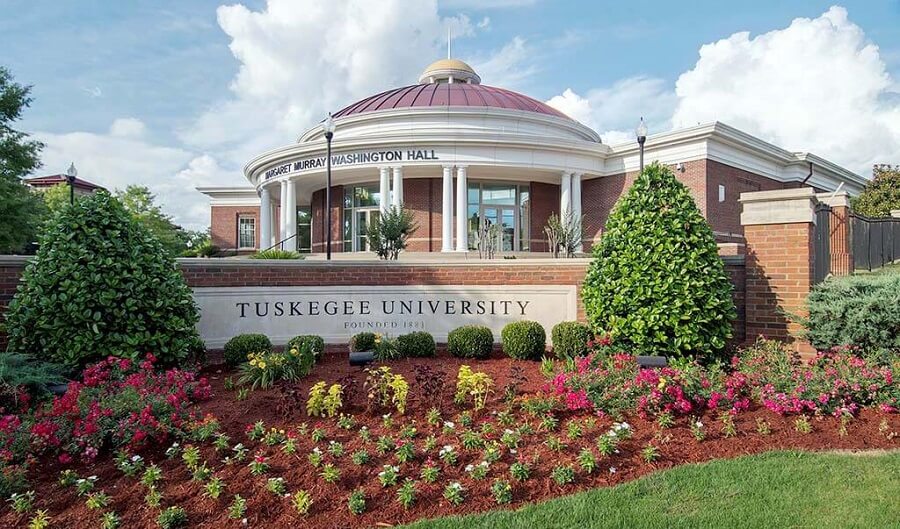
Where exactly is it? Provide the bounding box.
[403,450,900,529]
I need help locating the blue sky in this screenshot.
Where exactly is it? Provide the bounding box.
[2,1,899,228]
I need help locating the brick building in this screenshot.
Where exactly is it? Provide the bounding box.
[198,57,866,254]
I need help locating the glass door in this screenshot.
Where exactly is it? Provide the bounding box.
[480,206,517,252]
[354,208,379,252]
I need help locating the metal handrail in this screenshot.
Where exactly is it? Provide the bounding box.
[263,233,297,252]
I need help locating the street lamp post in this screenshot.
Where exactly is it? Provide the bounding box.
[65,163,78,205]
[324,113,336,260]
[635,117,648,174]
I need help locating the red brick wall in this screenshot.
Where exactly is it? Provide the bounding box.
[210,206,260,251]
[744,223,816,356]
[529,182,559,252]
[705,160,784,242]
[311,186,344,253]
[0,256,747,350]
[404,178,442,252]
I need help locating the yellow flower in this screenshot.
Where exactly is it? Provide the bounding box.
[258,361,267,369]
[657,378,667,390]
[249,359,258,367]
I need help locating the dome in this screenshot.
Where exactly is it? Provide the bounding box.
[332,82,572,120]
[418,58,480,84]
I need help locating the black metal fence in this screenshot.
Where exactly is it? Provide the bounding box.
[813,203,831,284]
[851,213,900,271]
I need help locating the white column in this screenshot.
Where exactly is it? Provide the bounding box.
[572,172,583,253]
[259,186,271,249]
[441,164,454,252]
[269,199,277,247]
[379,167,391,215]
[560,171,572,220]
[455,165,468,252]
[279,180,288,245]
[391,166,403,208]
[285,180,297,250]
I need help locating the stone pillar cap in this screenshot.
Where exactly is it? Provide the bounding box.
[740,187,817,226]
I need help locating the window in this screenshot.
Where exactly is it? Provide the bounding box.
[343,185,383,252]
[718,184,726,203]
[238,216,256,249]
[297,207,312,253]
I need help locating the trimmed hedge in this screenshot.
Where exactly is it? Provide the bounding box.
[223,333,272,368]
[501,321,546,360]
[350,332,377,352]
[805,271,900,357]
[447,325,494,359]
[551,321,592,358]
[396,331,436,358]
[4,191,201,368]
[581,162,736,362]
[289,335,325,357]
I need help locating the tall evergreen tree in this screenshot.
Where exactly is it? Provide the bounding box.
[0,66,46,253]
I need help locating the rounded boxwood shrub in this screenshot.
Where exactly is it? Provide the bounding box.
[4,191,201,368]
[501,321,546,360]
[350,332,377,352]
[447,325,493,359]
[551,321,592,358]
[805,272,900,358]
[223,333,272,368]
[396,331,436,358]
[582,162,736,362]
[288,335,325,357]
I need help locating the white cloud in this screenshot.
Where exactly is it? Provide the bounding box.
[470,36,536,90]
[35,120,243,231]
[179,0,474,162]
[440,0,537,8]
[546,77,676,144]
[545,6,900,173]
[671,5,900,173]
[109,117,147,138]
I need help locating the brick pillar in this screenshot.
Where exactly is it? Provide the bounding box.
[740,188,818,357]
[817,191,852,276]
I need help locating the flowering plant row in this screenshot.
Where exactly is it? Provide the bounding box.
[0,354,211,494]
[549,338,896,419]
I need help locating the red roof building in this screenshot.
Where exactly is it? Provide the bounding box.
[24,174,106,195]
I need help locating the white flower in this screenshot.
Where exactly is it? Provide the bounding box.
[383,414,391,419]
[313,447,322,454]
[504,429,514,434]
[443,421,455,429]
[449,482,463,490]
[609,467,617,474]
[695,421,704,427]
[88,476,98,481]
[131,455,143,462]
[392,466,399,472]
[479,461,489,468]
[614,449,620,454]
[510,449,517,454]
[465,464,474,472]
[171,442,180,448]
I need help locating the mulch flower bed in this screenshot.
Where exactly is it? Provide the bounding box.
[3,350,898,529]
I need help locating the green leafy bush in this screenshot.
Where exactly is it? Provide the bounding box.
[288,335,325,358]
[582,162,735,361]
[447,325,493,359]
[366,206,418,260]
[396,332,436,358]
[223,334,272,368]
[4,191,201,368]
[501,321,546,360]
[852,164,900,217]
[0,352,66,406]
[805,272,900,358]
[350,332,377,352]
[551,321,592,358]
[250,248,303,259]
[238,342,315,390]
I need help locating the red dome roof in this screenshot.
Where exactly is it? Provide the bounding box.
[332,83,571,120]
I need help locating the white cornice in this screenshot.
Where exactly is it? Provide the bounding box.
[196,186,260,207]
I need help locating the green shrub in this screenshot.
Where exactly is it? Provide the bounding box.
[250,249,303,259]
[238,342,315,390]
[805,272,900,357]
[396,331,436,358]
[581,162,735,362]
[0,352,66,406]
[447,325,493,359]
[366,206,418,260]
[501,321,546,360]
[288,335,325,357]
[156,506,187,529]
[4,191,201,368]
[373,337,401,361]
[551,321,592,358]
[350,332,377,352]
[223,334,272,368]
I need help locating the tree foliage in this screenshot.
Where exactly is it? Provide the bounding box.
[582,162,736,361]
[366,206,417,260]
[0,66,46,253]
[115,185,194,256]
[5,191,201,368]
[852,164,900,218]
